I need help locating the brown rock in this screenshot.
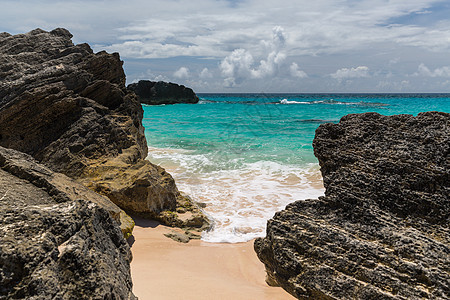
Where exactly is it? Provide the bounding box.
[0,145,134,237]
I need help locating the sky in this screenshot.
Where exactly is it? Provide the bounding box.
[2,0,450,93]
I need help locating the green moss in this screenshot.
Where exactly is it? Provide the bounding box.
[119,211,135,239]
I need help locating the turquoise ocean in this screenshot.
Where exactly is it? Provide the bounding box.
[143,94,450,243]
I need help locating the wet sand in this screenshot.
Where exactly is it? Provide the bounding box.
[130,217,294,300]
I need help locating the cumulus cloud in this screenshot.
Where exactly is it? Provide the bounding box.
[290,63,308,78]
[250,51,286,78]
[220,49,254,87]
[219,26,288,87]
[416,63,450,77]
[174,67,190,79]
[88,0,450,59]
[271,26,286,50]
[4,0,450,92]
[2,0,450,60]
[199,67,213,79]
[331,66,370,80]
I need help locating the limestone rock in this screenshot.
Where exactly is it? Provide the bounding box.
[0,146,135,299]
[0,28,207,227]
[164,231,191,243]
[128,80,199,105]
[255,112,449,299]
[0,146,134,237]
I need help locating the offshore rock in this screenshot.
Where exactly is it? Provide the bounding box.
[0,146,135,299]
[255,112,449,299]
[0,28,207,228]
[127,80,199,105]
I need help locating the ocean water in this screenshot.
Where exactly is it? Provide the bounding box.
[143,94,450,243]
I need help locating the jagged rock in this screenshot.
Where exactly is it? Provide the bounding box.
[0,146,135,299]
[0,28,208,228]
[0,146,134,237]
[128,80,199,105]
[255,112,449,299]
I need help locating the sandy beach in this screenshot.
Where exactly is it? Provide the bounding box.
[130,217,294,300]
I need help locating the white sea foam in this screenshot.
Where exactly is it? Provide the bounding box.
[147,147,325,243]
[279,99,310,104]
[278,99,388,107]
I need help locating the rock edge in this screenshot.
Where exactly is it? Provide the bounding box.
[128,80,199,105]
[255,112,449,299]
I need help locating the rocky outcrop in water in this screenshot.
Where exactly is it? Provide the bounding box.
[128,80,199,105]
[0,28,208,229]
[0,146,135,299]
[255,112,449,299]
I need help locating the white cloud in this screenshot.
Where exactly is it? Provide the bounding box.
[416,63,450,77]
[219,26,288,86]
[272,26,286,50]
[174,67,190,79]
[220,48,254,87]
[388,58,399,66]
[251,51,286,78]
[290,63,308,78]
[2,0,450,92]
[62,0,450,60]
[128,68,169,84]
[3,1,450,57]
[199,67,213,79]
[331,66,370,80]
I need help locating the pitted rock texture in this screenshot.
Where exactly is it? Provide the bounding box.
[0,147,135,299]
[0,28,145,172]
[128,80,199,105]
[0,28,207,227]
[0,146,134,237]
[255,112,449,299]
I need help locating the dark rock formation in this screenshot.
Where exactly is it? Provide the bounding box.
[0,28,208,229]
[128,80,199,105]
[255,112,449,299]
[0,146,135,299]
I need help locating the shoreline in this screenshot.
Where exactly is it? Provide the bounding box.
[146,146,325,243]
[130,216,294,300]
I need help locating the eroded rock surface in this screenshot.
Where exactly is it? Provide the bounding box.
[0,146,134,237]
[128,80,199,105]
[0,146,135,299]
[255,112,449,299]
[0,28,208,229]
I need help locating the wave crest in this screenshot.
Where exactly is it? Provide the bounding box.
[279,98,388,107]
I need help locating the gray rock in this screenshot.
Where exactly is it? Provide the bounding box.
[0,146,136,299]
[0,28,208,228]
[128,80,199,105]
[255,112,449,299]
